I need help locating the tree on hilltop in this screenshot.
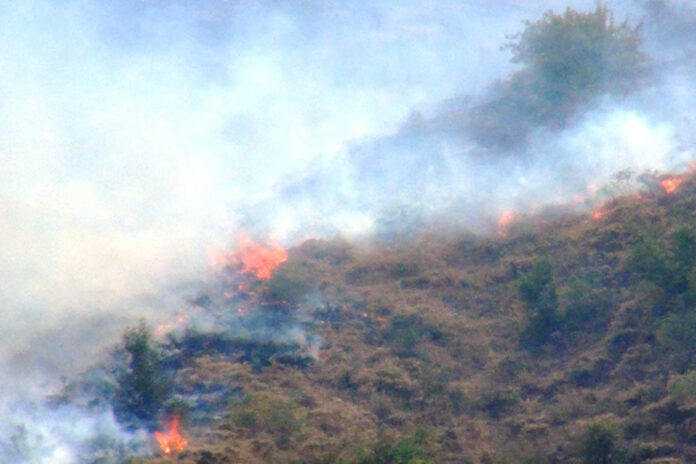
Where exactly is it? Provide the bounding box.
[468,4,647,151]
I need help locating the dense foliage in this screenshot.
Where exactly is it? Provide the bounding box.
[468,4,647,150]
[113,322,172,430]
[518,257,560,347]
[580,422,619,464]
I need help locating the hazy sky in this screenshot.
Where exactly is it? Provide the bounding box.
[0,0,690,403]
[3,0,696,461]
[0,0,597,346]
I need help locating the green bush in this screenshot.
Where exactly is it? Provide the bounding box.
[268,401,304,449]
[229,393,305,449]
[668,370,696,404]
[468,4,646,150]
[570,358,610,388]
[380,314,445,358]
[658,310,696,371]
[113,322,172,430]
[628,227,696,311]
[507,4,645,98]
[480,388,521,419]
[518,258,560,347]
[519,261,615,348]
[563,276,611,331]
[580,421,620,464]
[351,430,435,464]
[267,259,313,305]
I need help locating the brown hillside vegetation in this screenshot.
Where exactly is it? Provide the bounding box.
[130,172,696,464]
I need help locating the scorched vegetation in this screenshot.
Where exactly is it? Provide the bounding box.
[64,169,696,464]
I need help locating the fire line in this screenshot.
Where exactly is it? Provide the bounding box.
[154,416,187,456]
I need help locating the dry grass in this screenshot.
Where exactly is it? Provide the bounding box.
[133,173,696,463]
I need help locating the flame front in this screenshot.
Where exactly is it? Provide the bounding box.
[155,314,191,336]
[497,210,516,237]
[591,207,608,220]
[154,416,188,456]
[661,176,684,194]
[223,236,288,280]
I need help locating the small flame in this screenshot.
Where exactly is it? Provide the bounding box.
[591,207,608,220]
[360,312,387,324]
[497,210,516,237]
[222,236,288,280]
[154,416,188,456]
[155,314,190,336]
[660,176,684,194]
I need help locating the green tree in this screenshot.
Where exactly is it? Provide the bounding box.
[113,322,172,429]
[668,370,696,404]
[352,430,435,464]
[519,258,560,347]
[468,4,647,150]
[628,227,696,310]
[658,310,696,371]
[507,4,645,101]
[580,422,619,464]
[563,275,611,331]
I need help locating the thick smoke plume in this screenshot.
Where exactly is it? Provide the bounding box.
[1,0,695,461]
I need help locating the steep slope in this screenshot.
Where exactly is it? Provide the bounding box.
[131,172,696,464]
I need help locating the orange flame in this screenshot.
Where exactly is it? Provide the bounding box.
[661,176,684,194]
[235,236,288,279]
[215,236,288,280]
[155,314,190,336]
[154,417,187,456]
[497,210,516,237]
[591,207,608,220]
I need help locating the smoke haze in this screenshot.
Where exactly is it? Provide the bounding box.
[1,0,695,461]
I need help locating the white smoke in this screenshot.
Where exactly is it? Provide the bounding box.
[0,0,694,460]
[0,404,146,464]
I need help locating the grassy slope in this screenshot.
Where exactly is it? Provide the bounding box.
[136,174,696,464]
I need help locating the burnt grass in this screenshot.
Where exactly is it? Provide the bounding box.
[163,330,315,372]
[129,174,696,464]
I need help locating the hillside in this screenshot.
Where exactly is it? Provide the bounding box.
[110,171,696,464]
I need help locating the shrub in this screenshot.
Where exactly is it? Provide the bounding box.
[607,329,645,359]
[468,4,646,150]
[518,258,560,347]
[351,430,435,464]
[267,258,313,305]
[570,359,610,388]
[563,276,611,331]
[580,421,620,464]
[374,365,414,402]
[668,370,696,404]
[229,393,305,449]
[379,313,445,358]
[113,322,172,430]
[267,401,304,449]
[658,310,696,371]
[507,5,645,99]
[481,388,521,419]
[628,227,696,306]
